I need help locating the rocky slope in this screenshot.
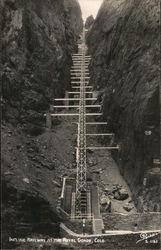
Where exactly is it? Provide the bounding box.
[86,0,160,212]
[1,0,83,248]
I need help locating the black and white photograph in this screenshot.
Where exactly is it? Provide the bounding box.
[1,0,161,249]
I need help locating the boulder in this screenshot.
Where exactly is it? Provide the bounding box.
[119,189,129,200]
[104,187,111,194]
[114,188,129,200]
[114,192,120,200]
[123,204,134,212]
[100,197,108,205]
[100,196,111,212]
[23,178,30,184]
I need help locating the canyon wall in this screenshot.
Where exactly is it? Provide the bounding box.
[1,0,83,133]
[86,0,160,212]
[1,0,83,248]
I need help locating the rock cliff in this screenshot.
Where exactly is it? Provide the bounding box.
[85,15,94,29]
[2,0,83,132]
[86,0,160,212]
[1,0,83,248]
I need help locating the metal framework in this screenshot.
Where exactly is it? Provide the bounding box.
[45,27,120,219]
[75,28,88,215]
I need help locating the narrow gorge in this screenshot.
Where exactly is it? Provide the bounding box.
[1,0,160,249]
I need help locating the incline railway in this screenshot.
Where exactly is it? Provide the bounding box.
[45,27,119,234]
[44,27,161,240]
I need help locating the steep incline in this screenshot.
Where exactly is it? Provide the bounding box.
[86,0,160,212]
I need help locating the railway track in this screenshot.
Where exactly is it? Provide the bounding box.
[45,27,119,231]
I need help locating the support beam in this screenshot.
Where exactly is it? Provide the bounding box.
[72,60,90,62]
[52,105,101,108]
[71,65,88,67]
[71,84,90,86]
[53,105,79,108]
[50,114,79,116]
[73,61,89,63]
[71,70,88,72]
[71,65,89,70]
[73,122,107,125]
[70,73,89,76]
[71,77,90,79]
[71,85,90,87]
[72,57,90,58]
[85,105,101,108]
[71,66,88,68]
[86,122,107,125]
[71,70,89,72]
[44,113,103,117]
[72,86,93,89]
[72,56,90,58]
[72,59,90,61]
[72,64,89,66]
[54,98,97,101]
[72,58,91,60]
[71,82,89,84]
[86,113,102,116]
[72,56,91,58]
[72,57,91,59]
[72,56,90,57]
[71,68,88,70]
[71,72,89,74]
[72,61,90,63]
[72,54,91,56]
[86,146,119,150]
[70,70,89,72]
[86,133,114,136]
[68,92,93,94]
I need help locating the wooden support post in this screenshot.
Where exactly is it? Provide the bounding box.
[87,192,91,219]
[76,147,79,163]
[49,104,54,112]
[93,91,99,99]
[65,91,69,110]
[46,112,52,129]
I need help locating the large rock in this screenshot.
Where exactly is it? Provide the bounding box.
[114,188,129,200]
[123,203,134,212]
[119,189,129,200]
[100,195,111,212]
[100,196,108,205]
